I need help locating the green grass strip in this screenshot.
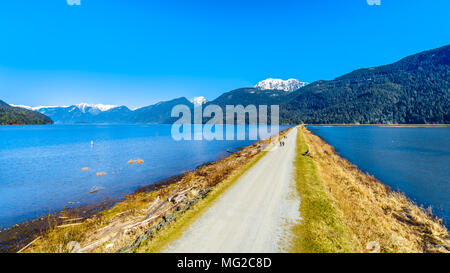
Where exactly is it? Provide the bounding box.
[290,129,355,253]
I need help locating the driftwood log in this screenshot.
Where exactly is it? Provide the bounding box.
[79,187,195,252]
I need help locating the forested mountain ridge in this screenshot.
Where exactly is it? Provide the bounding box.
[133,97,193,123]
[280,45,450,124]
[0,100,53,125]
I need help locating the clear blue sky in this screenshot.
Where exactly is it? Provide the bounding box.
[1,0,449,108]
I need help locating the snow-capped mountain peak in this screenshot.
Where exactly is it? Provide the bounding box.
[75,103,118,113]
[255,78,308,92]
[9,104,35,110]
[11,103,118,113]
[10,104,68,111]
[190,96,208,106]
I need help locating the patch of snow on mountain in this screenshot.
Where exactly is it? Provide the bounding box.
[255,78,308,92]
[75,103,118,113]
[10,104,69,111]
[10,104,34,110]
[10,103,118,112]
[190,96,208,106]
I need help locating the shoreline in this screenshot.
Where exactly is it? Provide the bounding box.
[306,124,449,226]
[0,147,254,253]
[0,174,184,253]
[292,126,449,252]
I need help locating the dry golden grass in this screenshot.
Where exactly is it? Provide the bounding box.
[296,125,449,253]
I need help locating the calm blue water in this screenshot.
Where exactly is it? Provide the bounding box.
[308,126,450,227]
[0,124,288,228]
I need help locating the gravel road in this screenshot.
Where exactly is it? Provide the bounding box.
[165,127,300,253]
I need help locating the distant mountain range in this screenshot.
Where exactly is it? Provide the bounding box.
[0,100,53,125]
[13,88,297,124]
[12,98,196,124]
[2,45,449,125]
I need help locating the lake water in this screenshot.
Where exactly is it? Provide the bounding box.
[307,126,450,227]
[0,124,288,228]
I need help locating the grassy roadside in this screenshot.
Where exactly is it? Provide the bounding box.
[291,126,449,253]
[136,148,269,252]
[290,127,355,253]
